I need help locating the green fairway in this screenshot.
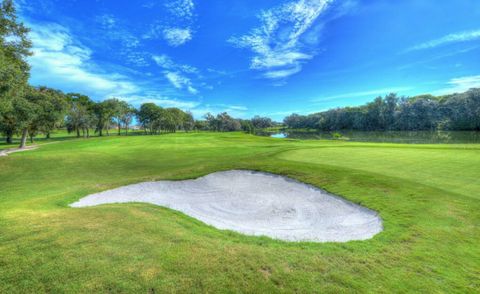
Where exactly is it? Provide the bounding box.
[0,133,479,293]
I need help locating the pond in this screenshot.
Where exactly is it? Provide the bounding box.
[256,130,480,144]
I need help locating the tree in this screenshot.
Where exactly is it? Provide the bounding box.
[283,113,306,129]
[119,103,136,135]
[204,113,219,131]
[65,93,95,138]
[12,88,39,148]
[165,108,185,132]
[183,111,194,132]
[0,0,32,146]
[251,116,273,129]
[239,119,254,133]
[216,112,241,131]
[137,103,162,134]
[28,87,67,140]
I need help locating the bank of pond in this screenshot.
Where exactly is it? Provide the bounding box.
[256,130,480,144]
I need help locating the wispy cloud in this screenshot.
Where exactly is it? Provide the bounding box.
[406,29,480,52]
[152,54,200,94]
[145,0,196,47]
[27,20,202,108]
[229,0,332,80]
[311,87,412,102]
[152,54,198,73]
[165,0,195,19]
[97,14,116,29]
[163,27,192,47]
[434,75,480,95]
[157,0,195,47]
[95,14,149,67]
[125,96,200,109]
[190,104,249,118]
[165,72,198,95]
[28,22,138,98]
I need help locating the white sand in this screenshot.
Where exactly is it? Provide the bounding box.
[70,170,383,242]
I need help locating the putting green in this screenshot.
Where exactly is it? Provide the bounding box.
[278,144,480,200]
[0,133,478,292]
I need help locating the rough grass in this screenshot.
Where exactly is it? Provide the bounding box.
[0,132,479,293]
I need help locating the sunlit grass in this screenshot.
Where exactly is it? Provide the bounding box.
[0,133,478,292]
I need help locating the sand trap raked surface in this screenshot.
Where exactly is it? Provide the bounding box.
[71,170,383,242]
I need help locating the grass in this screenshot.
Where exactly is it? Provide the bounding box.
[0,132,479,292]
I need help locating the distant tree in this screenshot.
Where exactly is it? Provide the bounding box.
[65,93,95,138]
[239,119,254,133]
[204,113,219,131]
[216,112,241,131]
[120,104,136,135]
[29,87,67,140]
[194,120,207,131]
[14,97,38,148]
[283,113,306,129]
[183,111,194,132]
[137,103,162,134]
[165,108,185,132]
[251,116,273,129]
[98,98,121,136]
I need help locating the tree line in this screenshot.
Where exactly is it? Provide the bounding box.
[0,0,276,148]
[284,89,480,131]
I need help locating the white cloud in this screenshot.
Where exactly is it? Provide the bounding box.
[153,55,201,94]
[147,0,196,47]
[434,75,480,95]
[126,96,200,109]
[97,14,117,29]
[163,27,192,47]
[152,54,175,69]
[28,22,138,98]
[152,54,198,73]
[229,0,332,80]
[190,104,249,119]
[165,72,198,94]
[165,0,195,19]
[406,29,480,52]
[263,64,302,79]
[311,87,412,102]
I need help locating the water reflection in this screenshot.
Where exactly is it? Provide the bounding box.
[258,130,480,144]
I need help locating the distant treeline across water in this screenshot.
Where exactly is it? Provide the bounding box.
[283,88,480,131]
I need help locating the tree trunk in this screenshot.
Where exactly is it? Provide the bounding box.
[99,128,103,136]
[30,135,34,143]
[86,128,90,138]
[20,129,28,149]
[118,123,121,136]
[76,128,80,138]
[6,131,13,144]
[125,125,129,136]
[106,127,109,136]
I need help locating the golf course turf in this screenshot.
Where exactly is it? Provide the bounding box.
[0,132,479,292]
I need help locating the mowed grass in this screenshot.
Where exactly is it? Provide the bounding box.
[279,144,480,200]
[0,133,479,293]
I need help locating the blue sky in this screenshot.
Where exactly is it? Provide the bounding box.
[16,0,480,120]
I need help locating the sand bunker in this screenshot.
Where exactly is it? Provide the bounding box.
[71,170,382,242]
